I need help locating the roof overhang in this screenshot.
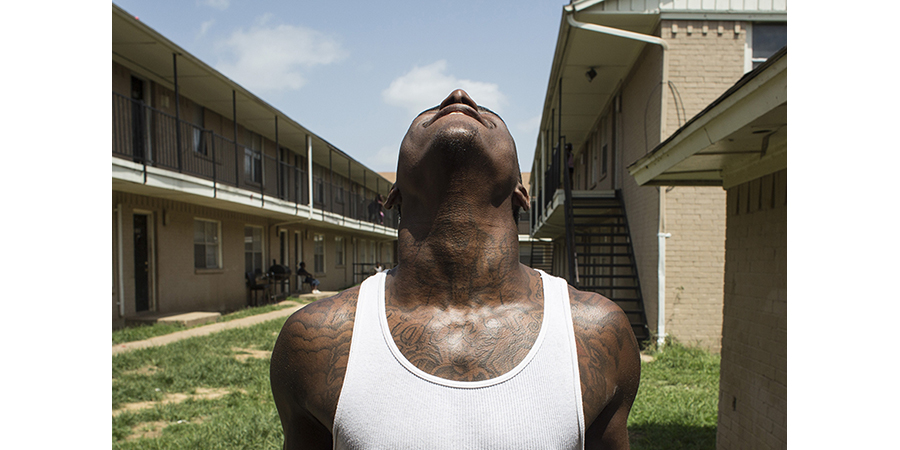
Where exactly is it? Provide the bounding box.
[628,48,786,189]
[111,4,390,192]
[535,5,662,156]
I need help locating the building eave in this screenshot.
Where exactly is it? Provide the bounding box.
[628,47,786,189]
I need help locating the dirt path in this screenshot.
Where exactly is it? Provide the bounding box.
[112,301,308,356]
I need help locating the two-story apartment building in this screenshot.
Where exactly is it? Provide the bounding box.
[528,0,786,350]
[112,4,397,329]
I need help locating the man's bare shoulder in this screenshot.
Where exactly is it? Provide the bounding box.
[270,287,359,436]
[566,285,641,434]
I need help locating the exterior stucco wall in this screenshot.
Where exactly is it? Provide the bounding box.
[620,41,663,336]
[112,191,390,328]
[716,169,787,449]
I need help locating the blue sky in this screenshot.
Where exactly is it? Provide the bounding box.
[114,0,568,173]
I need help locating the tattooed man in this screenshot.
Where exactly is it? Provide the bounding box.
[271,90,641,449]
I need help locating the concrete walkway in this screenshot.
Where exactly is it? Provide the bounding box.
[112,294,334,356]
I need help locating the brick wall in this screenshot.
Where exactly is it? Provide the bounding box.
[661,20,747,135]
[716,169,787,449]
[664,186,727,352]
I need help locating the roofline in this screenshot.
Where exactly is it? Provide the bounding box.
[629,46,786,172]
[112,3,385,181]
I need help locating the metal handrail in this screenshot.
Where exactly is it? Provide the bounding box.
[112,91,397,229]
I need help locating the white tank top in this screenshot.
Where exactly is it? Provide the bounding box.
[333,269,586,449]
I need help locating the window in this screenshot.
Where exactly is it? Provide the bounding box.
[244,148,262,183]
[335,236,344,266]
[314,234,325,273]
[314,177,325,204]
[192,107,206,155]
[747,22,787,71]
[244,130,263,183]
[194,219,221,269]
[601,144,608,177]
[244,226,263,273]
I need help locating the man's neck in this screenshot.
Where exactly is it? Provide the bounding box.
[389,197,527,309]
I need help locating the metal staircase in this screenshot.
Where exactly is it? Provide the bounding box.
[567,192,650,342]
[528,239,554,275]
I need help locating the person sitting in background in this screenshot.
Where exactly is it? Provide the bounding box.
[297,262,321,294]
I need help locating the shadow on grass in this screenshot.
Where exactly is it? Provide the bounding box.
[629,423,717,450]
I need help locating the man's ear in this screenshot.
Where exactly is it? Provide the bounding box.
[384,184,401,209]
[513,182,530,211]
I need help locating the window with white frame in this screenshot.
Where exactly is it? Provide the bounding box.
[244,226,264,273]
[194,219,221,269]
[335,236,344,266]
[314,234,325,273]
[746,22,787,72]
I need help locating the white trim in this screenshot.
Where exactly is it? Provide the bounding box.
[116,204,125,317]
[194,217,223,269]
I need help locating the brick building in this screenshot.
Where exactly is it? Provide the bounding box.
[112,4,397,328]
[630,47,787,450]
[527,0,785,351]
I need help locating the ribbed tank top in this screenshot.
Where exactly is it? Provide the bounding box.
[333,269,585,449]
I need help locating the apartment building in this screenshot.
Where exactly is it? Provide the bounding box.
[528,0,786,350]
[630,47,787,450]
[112,4,397,329]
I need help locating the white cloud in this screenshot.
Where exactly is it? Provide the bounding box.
[366,144,401,172]
[382,60,506,115]
[516,114,541,136]
[200,0,229,11]
[198,19,215,38]
[215,18,347,92]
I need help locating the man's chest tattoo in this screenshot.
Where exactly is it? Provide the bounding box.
[386,275,544,382]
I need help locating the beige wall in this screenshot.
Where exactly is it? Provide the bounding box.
[664,186,727,351]
[716,169,787,449]
[661,20,747,135]
[620,41,663,335]
[607,20,741,348]
[112,191,392,328]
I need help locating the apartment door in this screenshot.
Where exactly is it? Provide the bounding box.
[133,214,151,312]
[130,76,148,163]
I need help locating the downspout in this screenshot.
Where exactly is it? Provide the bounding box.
[564,8,672,346]
[657,188,671,347]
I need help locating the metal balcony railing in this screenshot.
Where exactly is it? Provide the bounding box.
[112,92,396,229]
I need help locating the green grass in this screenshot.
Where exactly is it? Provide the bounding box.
[628,341,721,450]
[112,299,313,345]
[113,313,719,448]
[112,317,286,449]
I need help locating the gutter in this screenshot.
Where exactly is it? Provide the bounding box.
[564,4,672,347]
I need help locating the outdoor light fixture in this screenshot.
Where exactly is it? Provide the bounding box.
[586,67,597,82]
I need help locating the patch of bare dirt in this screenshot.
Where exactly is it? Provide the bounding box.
[230,346,271,362]
[124,416,209,441]
[113,387,242,417]
[122,365,161,376]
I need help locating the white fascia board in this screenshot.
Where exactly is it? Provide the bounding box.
[660,12,787,21]
[629,56,786,186]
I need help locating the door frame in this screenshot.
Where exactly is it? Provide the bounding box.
[133,209,157,312]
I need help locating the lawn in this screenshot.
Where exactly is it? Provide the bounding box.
[112,300,308,345]
[112,312,720,449]
[629,342,721,450]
